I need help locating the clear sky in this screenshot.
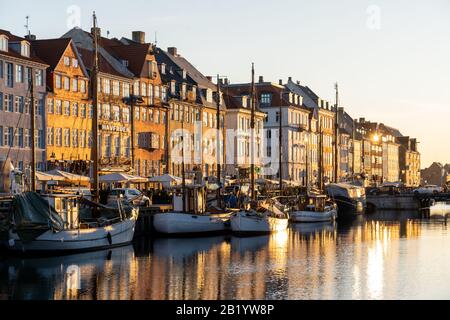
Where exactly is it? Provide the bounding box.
[1,0,449,168]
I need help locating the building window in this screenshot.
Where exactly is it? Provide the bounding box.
[123,83,130,97]
[0,92,2,111]
[113,81,120,96]
[88,104,93,118]
[0,60,3,79]
[80,80,86,93]
[0,126,3,146]
[0,36,8,51]
[63,76,70,90]
[148,84,153,104]
[15,65,23,83]
[133,81,140,96]
[102,104,111,120]
[141,82,147,97]
[5,94,13,112]
[25,129,31,148]
[21,42,30,57]
[72,103,78,117]
[135,106,140,120]
[105,135,111,157]
[125,137,131,158]
[122,107,130,123]
[72,59,78,68]
[47,98,54,114]
[80,104,86,118]
[80,130,86,148]
[55,74,62,89]
[112,105,120,121]
[36,70,43,86]
[114,136,120,157]
[55,128,62,146]
[64,128,70,147]
[47,127,54,146]
[161,87,167,102]
[63,101,70,116]
[103,78,111,94]
[15,96,24,113]
[55,100,62,114]
[64,56,70,66]
[72,78,78,92]
[6,62,13,88]
[72,129,78,147]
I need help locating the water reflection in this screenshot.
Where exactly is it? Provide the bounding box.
[1,211,450,300]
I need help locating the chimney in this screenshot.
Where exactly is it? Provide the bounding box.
[359,117,365,123]
[296,81,300,85]
[288,76,292,82]
[206,76,212,82]
[132,31,146,44]
[259,76,264,83]
[25,34,36,41]
[224,78,229,85]
[91,27,101,39]
[279,79,283,85]
[168,47,177,56]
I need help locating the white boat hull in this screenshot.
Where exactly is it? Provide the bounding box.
[290,208,337,223]
[230,211,288,235]
[153,212,230,235]
[6,216,137,253]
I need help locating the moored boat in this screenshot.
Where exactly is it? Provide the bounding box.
[290,195,337,223]
[4,192,138,254]
[326,183,366,217]
[153,185,232,235]
[230,200,289,235]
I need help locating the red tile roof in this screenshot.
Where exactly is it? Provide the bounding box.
[77,47,129,79]
[31,38,72,70]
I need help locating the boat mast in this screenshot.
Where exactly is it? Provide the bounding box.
[334,82,339,183]
[250,64,256,202]
[181,114,186,212]
[318,120,323,191]
[91,12,100,203]
[30,67,36,192]
[216,74,222,208]
[278,91,283,195]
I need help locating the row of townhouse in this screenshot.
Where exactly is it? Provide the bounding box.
[0,26,420,186]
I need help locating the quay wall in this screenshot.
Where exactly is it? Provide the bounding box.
[366,195,420,210]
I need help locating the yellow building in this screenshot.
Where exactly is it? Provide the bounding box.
[33,38,92,174]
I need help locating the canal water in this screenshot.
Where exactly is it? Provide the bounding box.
[1,211,450,300]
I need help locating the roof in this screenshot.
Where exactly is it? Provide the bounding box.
[160,48,216,91]
[0,29,48,65]
[77,47,128,78]
[31,38,72,70]
[61,28,133,79]
[104,42,152,77]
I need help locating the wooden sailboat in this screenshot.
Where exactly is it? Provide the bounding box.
[230,63,289,235]
[4,13,138,253]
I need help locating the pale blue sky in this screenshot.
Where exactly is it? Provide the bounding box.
[1,0,449,168]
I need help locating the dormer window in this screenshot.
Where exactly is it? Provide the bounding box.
[206,89,213,103]
[182,69,187,80]
[0,35,9,52]
[161,63,166,75]
[21,41,30,57]
[122,60,129,67]
[260,93,272,106]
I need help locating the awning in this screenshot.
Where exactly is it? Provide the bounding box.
[99,172,148,183]
[36,171,65,182]
[45,170,90,183]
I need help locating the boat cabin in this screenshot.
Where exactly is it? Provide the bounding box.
[42,194,80,229]
[172,185,206,214]
[304,195,328,212]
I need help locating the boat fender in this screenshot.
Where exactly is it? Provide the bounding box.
[107,232,112,245]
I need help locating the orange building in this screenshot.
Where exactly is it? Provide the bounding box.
[33,38,92,174]
[100,32,167,177]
